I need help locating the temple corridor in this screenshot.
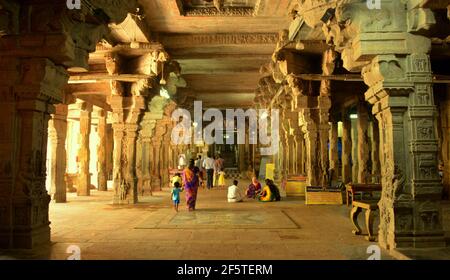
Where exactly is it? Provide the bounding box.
[1,0,450,260]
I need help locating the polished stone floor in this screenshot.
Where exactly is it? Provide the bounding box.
[1,183,447,260]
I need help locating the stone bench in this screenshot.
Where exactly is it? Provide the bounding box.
[350,200,379,242]
[346,183,382,206]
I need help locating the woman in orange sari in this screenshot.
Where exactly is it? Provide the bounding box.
[182,159,200,211]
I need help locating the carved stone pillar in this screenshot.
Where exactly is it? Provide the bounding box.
[294,130,305,175]
[371,120,381,182]
[364,53,445,249]
[357,101,370,183]
[77,102,92,196]
[351,116,358,183]
[124,124,139,203]
[106,123,114,181]
[329,121,339,180]
[296,0,446,248]
[136,137,143,195]
[318,96,331,187]
[304,130,319,186]
[161,128,172,189]
[138,113,156,196]
[341,114,352,184]
[288,135,296,175]
[0,57,68,249]
[141,139,152,195]
[301,108,320,186]
[0,0,138,249]
[97,109,107,191]
[48,104,68,202]
[280,118,289,178]
[439,87,450,199]
[112,123,124,202]
[151,140,162,191]
[110,94,146,204]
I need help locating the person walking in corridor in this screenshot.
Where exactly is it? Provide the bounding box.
[202,152,215,189]
[182,159,200,211]
[213,154,225,187]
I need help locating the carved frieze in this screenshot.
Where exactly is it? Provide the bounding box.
[161,33,278,47]
[184,6,254,17]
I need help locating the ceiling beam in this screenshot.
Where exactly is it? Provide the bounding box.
[73,94,112,111]
[158,33,279,48]
[69,73,153,83]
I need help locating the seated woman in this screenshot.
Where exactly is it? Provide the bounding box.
[246,177,262,199]
[258,179,281,202]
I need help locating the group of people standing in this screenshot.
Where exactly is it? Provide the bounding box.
[197,152,225,189]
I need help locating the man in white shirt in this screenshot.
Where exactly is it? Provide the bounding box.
[178,154,186,169]
[202,152,215,189]
[228,180,243,203]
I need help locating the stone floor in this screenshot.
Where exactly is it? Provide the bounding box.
[1,184,448,260]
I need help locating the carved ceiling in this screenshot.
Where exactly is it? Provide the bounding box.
[140,0,295,108]
[70,0,304,109]
[180,0,257,16]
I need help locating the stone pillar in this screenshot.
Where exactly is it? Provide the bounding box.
[138,115,156,196]
[0,57,68,249]
[77,102,93,196]
[351,116,358,183]
[110,91,147,204]
[329,121,339,180]
[301,108,320,186]
[288,135,296,175]
[295,130,305,175]
[151,140,162,191]
[142,139,152,195]
[136,137,143,195]
[439,87,450,198]
[112,123,125,202]
[106,123,114,181]
[97,109,107,191]
[357,101,370,183]
[48,104,68,202]
[364,53,445,249]
[341,114,352,184]
[161,127,172,189]
[304,130,319,186]
[371,120,381,182]
[124,124,139,203]
[280,118,289,178]
[318,96,331,187]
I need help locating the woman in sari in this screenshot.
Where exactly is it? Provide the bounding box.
[246,177,262,199]
[182,159,200,211]
[258,179,281,202]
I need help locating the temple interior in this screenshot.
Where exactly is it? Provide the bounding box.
[0,0,450,260]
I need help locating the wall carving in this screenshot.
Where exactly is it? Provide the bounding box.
[184,6,254,16]
[161,33,278,46]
